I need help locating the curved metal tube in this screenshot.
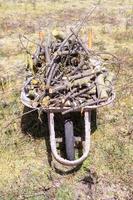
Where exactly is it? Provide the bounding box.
[48,111,91,166]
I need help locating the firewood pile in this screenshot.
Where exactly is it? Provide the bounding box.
[23,27,115,115]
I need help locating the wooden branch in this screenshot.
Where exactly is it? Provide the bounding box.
[70,28,93,56]
[68,69,106,81]
[69,59,85,76]
[96,73,108,99]
[46,6,97,85]
[61,87,78,105]
[71,83,95,99]
[44,43,50,64]
[62,98,107,115]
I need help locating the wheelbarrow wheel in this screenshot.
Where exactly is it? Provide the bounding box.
[64,120,75,161]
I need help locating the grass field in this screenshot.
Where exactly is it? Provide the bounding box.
[0,0,133,199]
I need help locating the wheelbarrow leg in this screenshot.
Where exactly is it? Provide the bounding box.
[48,111,91,166]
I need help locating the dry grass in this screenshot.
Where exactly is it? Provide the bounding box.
[0,0,133,199]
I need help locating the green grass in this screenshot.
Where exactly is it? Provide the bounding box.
[56,184,74,200]
[0,0,133,199]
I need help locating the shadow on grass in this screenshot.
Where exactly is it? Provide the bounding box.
[21,106,97,173]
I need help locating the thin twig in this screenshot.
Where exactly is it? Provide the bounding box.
[19,34,32,55]
[3,108,39,129]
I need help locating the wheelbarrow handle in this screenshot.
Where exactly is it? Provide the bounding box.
[48,111,91,166]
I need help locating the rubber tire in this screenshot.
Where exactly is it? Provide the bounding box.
[64,119,75,161]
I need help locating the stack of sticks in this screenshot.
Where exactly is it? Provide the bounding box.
[24,28,115,114]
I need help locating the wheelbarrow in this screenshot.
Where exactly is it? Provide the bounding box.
[21,78,115,166]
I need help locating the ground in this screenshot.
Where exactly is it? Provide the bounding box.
[0,0,133,200]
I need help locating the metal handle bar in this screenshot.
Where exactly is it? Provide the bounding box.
[48,111,91,166]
